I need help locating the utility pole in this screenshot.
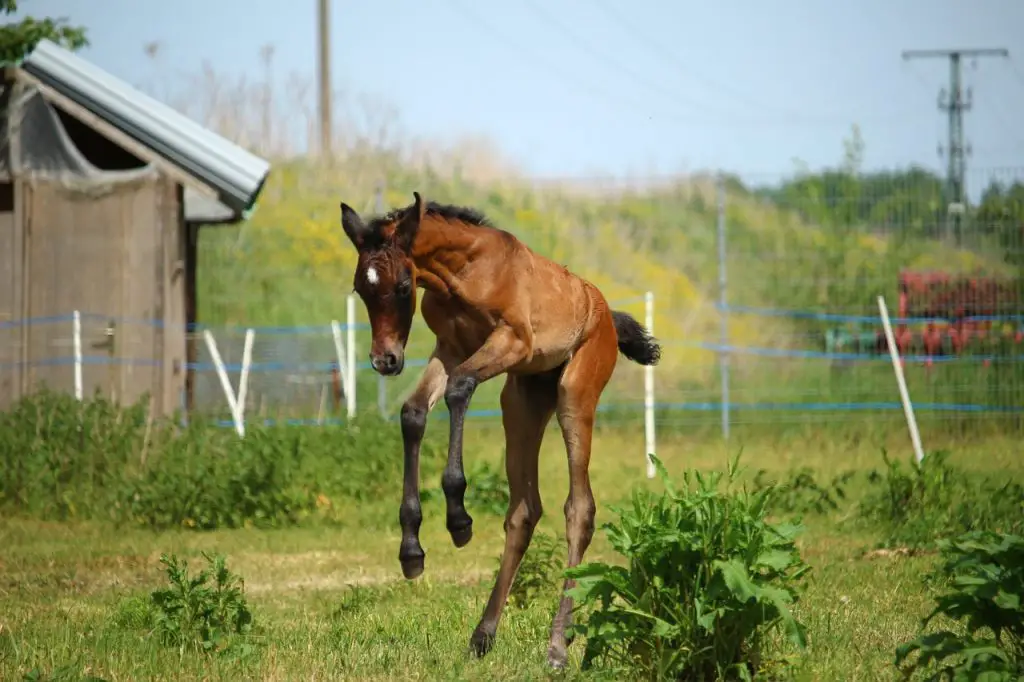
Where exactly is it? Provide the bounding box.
[317,0,332,161]
[902,48,1008,244]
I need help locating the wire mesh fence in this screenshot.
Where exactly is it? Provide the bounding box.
[654,165,1024,438]
[3,166,1022,443]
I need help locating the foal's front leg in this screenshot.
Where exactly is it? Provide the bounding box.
[397,348,452,579]
[442,325,531,549]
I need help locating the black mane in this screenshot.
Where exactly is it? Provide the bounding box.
[368,200,494,231]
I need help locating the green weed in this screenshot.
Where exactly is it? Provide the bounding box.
[566,454,810,681]
[148,552,256,658]
[752,467,857,517]
[895,531,1024,680]
[860,450,1024,549]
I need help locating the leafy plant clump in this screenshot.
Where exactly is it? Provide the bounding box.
[149,552,256,657]
[566,454,810,681]
[752,467,856,517]
[860,450,1024,550]
[895,531,1024,680]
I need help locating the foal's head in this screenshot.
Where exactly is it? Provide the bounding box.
[339,191,426,377]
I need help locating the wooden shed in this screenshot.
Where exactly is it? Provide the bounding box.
[0,39,271,416]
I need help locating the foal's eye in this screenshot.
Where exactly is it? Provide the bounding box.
[396,280,412,297]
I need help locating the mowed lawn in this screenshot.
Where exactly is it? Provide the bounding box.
[1,422,1020,681]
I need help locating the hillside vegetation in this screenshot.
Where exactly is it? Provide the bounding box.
[195,143,1021,415]
[143,57,1021,421]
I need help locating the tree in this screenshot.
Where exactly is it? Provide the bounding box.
[0,0,87,64]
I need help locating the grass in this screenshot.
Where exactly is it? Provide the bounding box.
[4,61,1023,678]
[3,417,1022,681]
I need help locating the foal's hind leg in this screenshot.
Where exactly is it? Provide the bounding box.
[469,371,558,657]
[547,315,619,669]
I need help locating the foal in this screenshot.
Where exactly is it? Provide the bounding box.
[340,192,661,668]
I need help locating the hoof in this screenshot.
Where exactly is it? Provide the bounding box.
[547,644,568,670]
[449,523,473,548]
[447,513,474,548]
[469,628,495,658]
[399,552,425,580]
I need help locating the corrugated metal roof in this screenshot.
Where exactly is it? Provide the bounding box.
[20,39,270,217]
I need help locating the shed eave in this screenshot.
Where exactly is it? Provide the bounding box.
[19,39,271,215]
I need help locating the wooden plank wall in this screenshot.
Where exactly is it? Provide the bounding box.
[0,181,18,410]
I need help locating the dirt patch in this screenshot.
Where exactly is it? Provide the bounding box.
[0,553,160,597]
[861,547,934,560]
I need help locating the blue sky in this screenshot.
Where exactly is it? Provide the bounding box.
[17,0,1024,186]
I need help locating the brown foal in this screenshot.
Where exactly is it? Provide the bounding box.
[340,192,661,668]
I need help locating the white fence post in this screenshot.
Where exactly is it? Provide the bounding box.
[716,174,731,441]
[644,291,657,479]
[877,295,925,464]
[347,293,357,418]
[331,293,359,422]
[203,329,245,438]
[72,310,83,401]
[236,328,254,428]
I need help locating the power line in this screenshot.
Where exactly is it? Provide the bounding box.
[449,0,911,129]
[1003,58,1024,93]
[445,0,746,125]
[520,0,733,118]
[534,0,916,127]
[446,0,676,121]
[589,0,895,126]
[966,62,1024,153]
[589,0,763,109]
[902,47,1009,243]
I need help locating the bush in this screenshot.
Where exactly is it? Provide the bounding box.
[117,421,317,530]
[860,450,1024,550]
[895,531,1024,680]
[0,388,146,520]
[566,454,810,681]
[0,391,443,530]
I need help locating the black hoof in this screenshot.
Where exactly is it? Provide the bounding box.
[399,549,425,579]
[449,523,473,548]
[469,628,495,657]
[447,514,474,548]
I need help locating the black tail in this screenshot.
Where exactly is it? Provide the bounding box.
[611,310,662,366]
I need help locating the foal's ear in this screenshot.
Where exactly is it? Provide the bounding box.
[340,201,371,249]
[396,191,426,251]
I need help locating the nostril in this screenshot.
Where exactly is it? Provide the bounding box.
[384,352,398,369]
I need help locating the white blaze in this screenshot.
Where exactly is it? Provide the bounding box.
[366,266,379,286]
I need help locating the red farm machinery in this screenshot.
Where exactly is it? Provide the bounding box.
[825,270,1023,363]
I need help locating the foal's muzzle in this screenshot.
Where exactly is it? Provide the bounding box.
[370,349,404,376]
